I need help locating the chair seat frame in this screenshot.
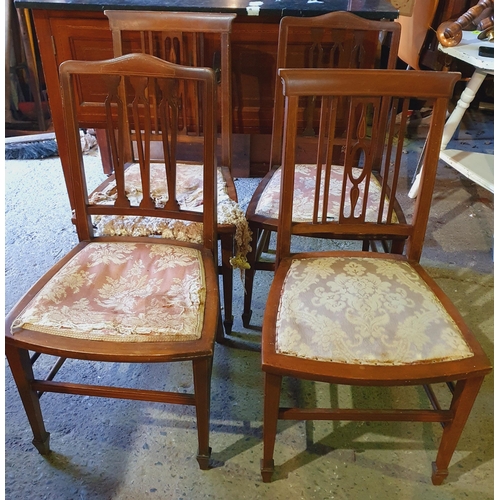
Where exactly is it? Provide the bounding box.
[259,68,492,485]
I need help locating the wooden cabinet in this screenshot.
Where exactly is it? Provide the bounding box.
[37,11,282,134]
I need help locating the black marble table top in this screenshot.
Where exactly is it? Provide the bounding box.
[14,0,398,19]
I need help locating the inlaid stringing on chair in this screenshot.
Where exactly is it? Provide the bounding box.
[260,68,491,484]
[94,10,249,341]
[243,11,403,329]
[5,53,220,469]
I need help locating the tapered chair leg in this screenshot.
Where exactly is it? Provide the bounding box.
[193,357,213,470]
[261,372,282,482]
[220,232,234,336]
[258,228,272,255]
[243,226,260,327]
[431,376,485,485]
[5,345,51,455]
[390,239,406,254]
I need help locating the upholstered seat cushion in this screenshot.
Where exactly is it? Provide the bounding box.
[11,242,207,342]
[255,164,398,223]
[275,256,473,365]
[90,163,251,269]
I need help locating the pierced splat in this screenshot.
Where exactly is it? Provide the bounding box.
[103,74,130,209]
[157,78,181,212]
[129,75,155,210]
[274,68,454,262]
[100,74,186,213]
[341,100,373,223]
[62,55,216,245]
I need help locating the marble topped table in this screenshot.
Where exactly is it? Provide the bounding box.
[16,0,397,18]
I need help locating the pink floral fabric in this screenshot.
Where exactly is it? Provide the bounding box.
[275,256,473,365]
[12,242,207,342]
[90,163,251,269]
[255,164,398,223]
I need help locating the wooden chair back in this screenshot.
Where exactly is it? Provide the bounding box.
[274,68,460,265]
[270,12,402,168]
[104,10,236,170]
[60,53,218,256]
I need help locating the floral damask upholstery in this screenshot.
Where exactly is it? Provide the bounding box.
[255,164,399,223]
[11,242,206,342]
[89,163,251,269]
[275,256,473,365]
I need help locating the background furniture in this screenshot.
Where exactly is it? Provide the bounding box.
[6,0,50,133]
[436,0,494,47]
[408,29,494,197]
[437,30,494,192]
[242,12,403,329]
[5,54,220,469]
[12,0,397,208]
[397,0,481,70]
[259,67,491,484]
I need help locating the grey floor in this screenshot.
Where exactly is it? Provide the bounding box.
[4,107,494,499]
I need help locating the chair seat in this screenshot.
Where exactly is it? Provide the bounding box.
[11,241,207,342]
[275,255,473,365]
[90,163,251,269]
[255,164,399,223]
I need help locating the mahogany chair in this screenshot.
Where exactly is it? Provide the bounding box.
[5,53,220,469]
[97,10,249,340]
[260,68,491,484]
[243,12,402,328]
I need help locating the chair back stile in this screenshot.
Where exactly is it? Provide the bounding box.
[60,54,218,258]
[274,69,459,268]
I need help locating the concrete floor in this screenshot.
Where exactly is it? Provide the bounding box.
[4,107,494,499]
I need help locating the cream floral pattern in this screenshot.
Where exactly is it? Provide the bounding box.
[255,164,398,223]
[276,256,473,365]
[90,163,251,269]
[11,242,207,341]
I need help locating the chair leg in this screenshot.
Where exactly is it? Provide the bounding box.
[261,372,282,482]
[5,344,51,455]
[242,226,260,327]
[220,232,234,336]
[258,228,272,255]
[390,239,406,254]
[431,376,485,485]
[192,356,213,470]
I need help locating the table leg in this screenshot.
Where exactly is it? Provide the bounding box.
[440,69,487,150]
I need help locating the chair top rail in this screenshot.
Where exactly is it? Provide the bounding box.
[105,10,237,33]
